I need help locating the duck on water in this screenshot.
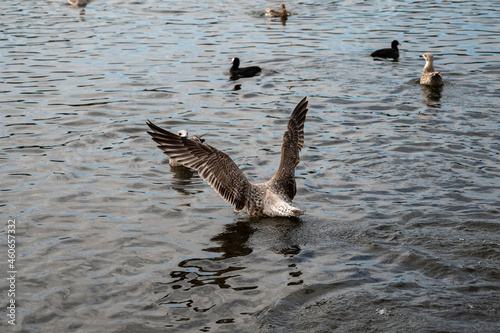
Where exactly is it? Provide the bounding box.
[229,58,262,78]
[146,97,309,217]
[266,4,291,18]
[371,40,401,60]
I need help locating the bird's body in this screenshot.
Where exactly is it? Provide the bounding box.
[371,40,401,60]
[420,53,443,86]
[230,58,261,78]
[146,97,309,217]
[266,4,291,17]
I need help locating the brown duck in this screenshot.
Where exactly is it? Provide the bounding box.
[266,4,291,18]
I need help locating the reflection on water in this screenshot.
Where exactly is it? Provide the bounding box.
[154,217,307,326]
[206,221,255,259]
[154,220,257,324]
[421,84,443,108]
[171,165,197,181]
[158,221,255,295]
[268,16,288,26]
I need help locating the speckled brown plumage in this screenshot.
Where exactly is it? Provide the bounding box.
[146,97,309,217]
[266,4,291,17]
[420,53,443,86]
[168,130,206,167]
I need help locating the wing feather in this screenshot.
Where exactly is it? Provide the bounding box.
[146,121,250,211]
[270,97,309,200]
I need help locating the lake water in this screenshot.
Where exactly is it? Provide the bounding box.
[1,0,499,332]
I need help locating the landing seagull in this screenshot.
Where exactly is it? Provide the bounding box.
[146,97,309,217]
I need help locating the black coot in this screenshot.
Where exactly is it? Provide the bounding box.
[371,40,401,60]
[230,58,261,77]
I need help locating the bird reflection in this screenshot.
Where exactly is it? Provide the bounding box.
[156,217,304,308]
[170,164,196,181]
[169,164,200,196]
[78,9,86,22]
[157,220,257,306]
[265,14,289,26]
[421,84,443,108]
[204,220,256,259]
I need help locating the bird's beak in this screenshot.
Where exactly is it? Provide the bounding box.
[230,59,234,64]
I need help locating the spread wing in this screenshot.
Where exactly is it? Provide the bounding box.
[146,121,251,211]
[270,97,309,200]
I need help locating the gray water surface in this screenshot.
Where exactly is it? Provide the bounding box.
[1,0,499,332]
